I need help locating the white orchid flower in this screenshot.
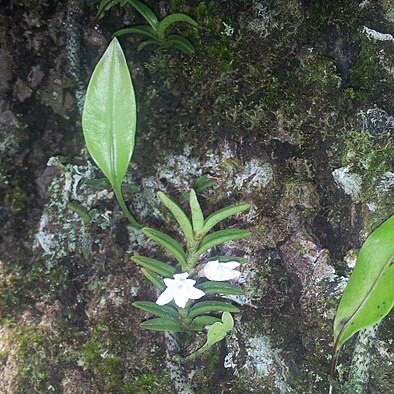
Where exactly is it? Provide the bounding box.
[199,260,241,281]
[156,273,205,308]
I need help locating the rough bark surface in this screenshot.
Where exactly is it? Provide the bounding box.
[0,0,393,393]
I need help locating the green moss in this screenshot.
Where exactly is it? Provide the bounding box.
[125,372,170,393]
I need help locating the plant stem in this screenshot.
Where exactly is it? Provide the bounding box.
[113,185,141,229]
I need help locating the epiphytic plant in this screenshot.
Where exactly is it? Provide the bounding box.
[96,0,198,54]
[132,189,251,360]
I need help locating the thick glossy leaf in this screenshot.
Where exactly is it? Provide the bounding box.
[157,192,194,244]
[333,214,394,351]
[202,203,251,235]
[82,38,136,192]
[197,229,252,256]
[140,317,182,332]
[131,256,176,277]
[133,301,179,320]
[127,0,159,32]
[141,268,165,291]
[205,312,234,347]
[113,25,157,39]
[188,301,239,319]
[189,189,204,233]
[165,34,195,54]
[137,39,163,52]
[196,281,243,296]
[191,315,222,330]
[157,13,198,38]
[142,228,187,266]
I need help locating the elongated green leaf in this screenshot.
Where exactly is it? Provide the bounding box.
[127,0,159,32]
[131,256,176,277]
[96,0,118,20]
[192,315,222,330]
[140,317,182,332]
[196,281,243,296]
[333,214,394,352]
[141,268,165,291]
[157,13,198,38]
[113,25,157,39]
[202,204,251,235]
[133,301,179,320]
[197,229,252,256]
[157,192,194,244]
[82,38,136,191]
[165,34,195,54]
[189,189,204,233]
[188,301,239,319]
[137,39,163,52]
[142,228,187,266]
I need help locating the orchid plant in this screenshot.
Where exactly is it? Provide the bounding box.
[132,190,251,361]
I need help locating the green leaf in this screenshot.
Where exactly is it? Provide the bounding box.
[82,38,140,228]
[205,312,234,347]
[96,0,117,20]
[137,39,163,52]
[113,25,157,39]
[189,189,204,233]
[141,268,165,291]
[194,175,216,193]
[196,281,243,296]
[140,317,183,332]
[67,203,91,224]
[165,34,195,54]
[142,228,187,267]
[127,0,159,32]
[131,256,176,277]
[197,229,252,255]
[82,38,136,192]
[157,13,198,38]
[157,192,194,244]
[333,214,394,352]
[188,301,239,319]
[133,301,179,320]
[191,315,222,330]
[202,203,251,235]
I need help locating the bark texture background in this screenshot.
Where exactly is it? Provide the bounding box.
[0,0,393,393]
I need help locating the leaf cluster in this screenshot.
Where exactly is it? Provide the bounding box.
[97,0,198,53]
[131,189,251,332]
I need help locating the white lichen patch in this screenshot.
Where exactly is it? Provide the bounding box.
[34,157,115,263]
[244,335,274,376]
[362,26,394,42]
[332,167,362,201]
[246,2,271,38]
[234,160,273,192]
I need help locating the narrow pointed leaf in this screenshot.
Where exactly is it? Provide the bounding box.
[140,317,182,332]
[96,0,118,20]
[189,189,204,233]
[137,39,162,52]
[196,281,243,296]
[197,229,252,256]
[188,301,239,319]
[142,228,187,266]
[113,25,157,39]
[133,301,179,320]
[128,0,159,32]
[333,214,394,352]
[157,192,194,244]
[131,256,176,277]
[82,38,136,191]
[157,13,198,37]
[165,34,195,54]
[191,315,222,330]
[202,203,251,235]
[141,268,165,291]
